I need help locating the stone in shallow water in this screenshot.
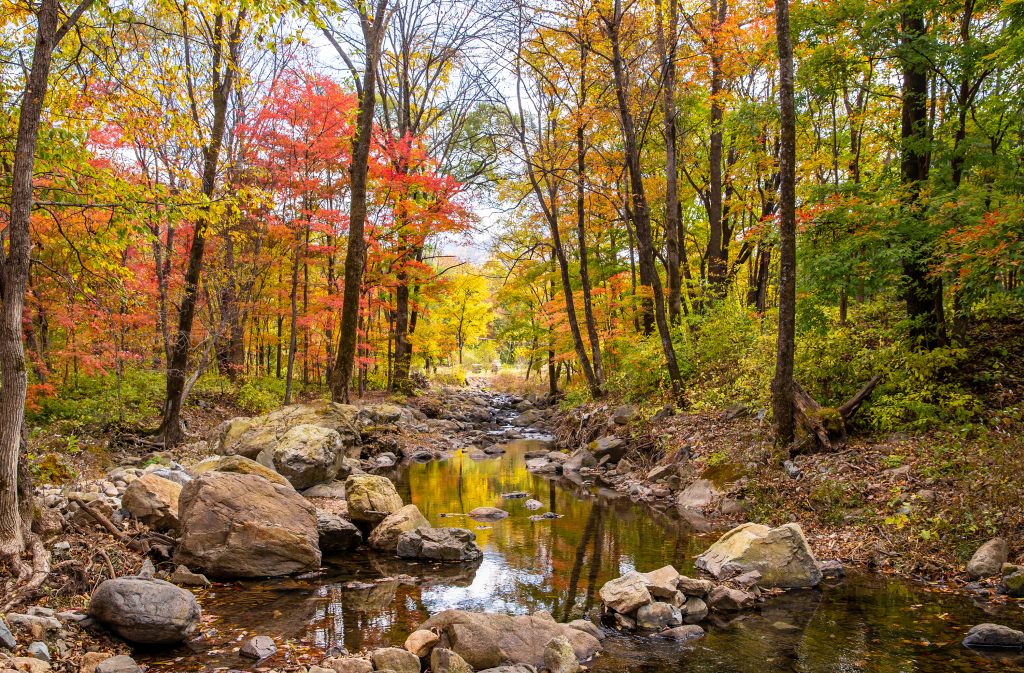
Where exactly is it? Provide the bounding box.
[524,499,543,510]
[468,506,509,519]
[598,571,652,614]
[397,527,482,562]
[657,625,705,641]
[961,623,1024,649]
[239,635,277,659]
[318,512,363,552]
[695,522,821,588]
[636,602,676,630]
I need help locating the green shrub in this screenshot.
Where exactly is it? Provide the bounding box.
[237,380,280,414]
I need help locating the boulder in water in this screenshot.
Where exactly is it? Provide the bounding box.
[87,576,200,644]
[961,623,1024,649]
[418,610,601,671]
[696,522,821,588]
[397,527,483,562]
[345,474,403,525]
[598,571,652,614]
[368,505,430,552]
[174,472,320,577]
[318,512,363,552]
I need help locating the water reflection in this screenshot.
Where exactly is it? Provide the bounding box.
[141,439,1024,672]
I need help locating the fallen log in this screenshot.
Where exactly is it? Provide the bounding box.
[792,374,883,452]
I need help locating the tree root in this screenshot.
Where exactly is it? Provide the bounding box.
[0,529,51,614]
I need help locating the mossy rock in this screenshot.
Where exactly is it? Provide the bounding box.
[809,407,844,434]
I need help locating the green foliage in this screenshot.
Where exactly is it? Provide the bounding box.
[432,366,467,387]
[29,454,76,484]
[27,369,165,432]
[237,379,281,414]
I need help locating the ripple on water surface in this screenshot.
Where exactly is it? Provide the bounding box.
[140,439,1024,672]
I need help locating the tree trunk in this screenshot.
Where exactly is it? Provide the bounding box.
[656,0,682,324]
[284,226,301,405]
[706,0,727,301]
[1,0,92,581]
[159,10,242,446]
[328,0,389,403]
[603,0,683,398]
[771,0,797,444]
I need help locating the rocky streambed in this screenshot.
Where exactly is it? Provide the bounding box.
[7,384,1024,673]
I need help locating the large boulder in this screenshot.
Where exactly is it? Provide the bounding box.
[345,475,403,525]
[397,527,483,562]
[263,425,344,490]
[967,538,1008,580]
[368,505,430,552]
[121,475,181,530]
[598,571,652,614]
[512,411,543,427]
[317,512,363,552]
[215,400,362,460]
[174,472,320,577]
[418,610,601,671]
[188,455,292,489]
[696,522,821,588]
[87,576,200,644]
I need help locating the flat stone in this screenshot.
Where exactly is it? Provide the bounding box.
[79,652,113,673]
[323,658,374,673]
[8,657,50,673]
[707,586,754,611]
[467,507,509,519]
[4,615,60,632]
[239,635,277,659]
[641,565,679,598]
[962,623,1024,649]
[657,625,705,641]
[167,565,211,588]
[94,655,142,673]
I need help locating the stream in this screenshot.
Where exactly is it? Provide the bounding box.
[140,437,1024,672]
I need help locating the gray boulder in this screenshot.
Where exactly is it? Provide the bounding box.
[345,475,404,525]
[967,538,1008,580]
[318,512,363,552]
[397,527,483,562]
[598,571,652,614]
[563,449,597,472]
[696,522,821,588]
[962,623,1024,649]
[0,616,16,649]
[636,602,677,630]
[87,576,201,644]
[264,425,344,490]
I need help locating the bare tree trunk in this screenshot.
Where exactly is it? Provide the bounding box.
[1,0,92,585]
[284,226,301,405]
[328,0,390,403]
[772,0,797,444]
[602,0,683,398]
[656,0,682,324]
[159,10,243,446]
[706,0,727,301]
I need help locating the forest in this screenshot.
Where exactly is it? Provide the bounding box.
[2,0,1024,669]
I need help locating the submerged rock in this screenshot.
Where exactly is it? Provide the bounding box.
[658,625,705,641]
[175,472,320,578]
[397,527,483,562]
[87,576,201,644]
[696,522,821,588]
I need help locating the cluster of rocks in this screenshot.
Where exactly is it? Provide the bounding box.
[0,604,148,673]
[598,522,837,636]
[319,609,600,673]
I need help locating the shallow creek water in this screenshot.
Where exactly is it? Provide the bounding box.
[142,438,1024,672]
